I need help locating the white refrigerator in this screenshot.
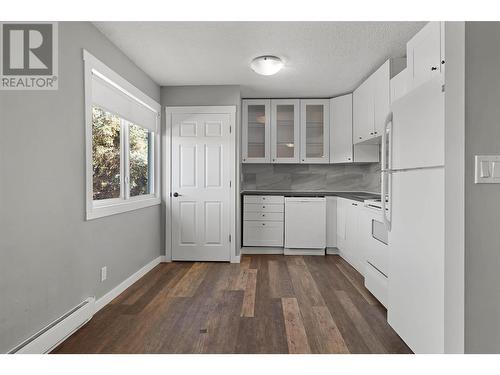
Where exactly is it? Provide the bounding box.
[381,77,445,353]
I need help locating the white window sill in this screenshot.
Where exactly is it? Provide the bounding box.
[86,196,161,220]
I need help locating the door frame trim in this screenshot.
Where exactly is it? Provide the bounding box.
[163,106,237,263]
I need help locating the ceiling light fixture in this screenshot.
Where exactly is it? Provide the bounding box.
[250,55,284,76]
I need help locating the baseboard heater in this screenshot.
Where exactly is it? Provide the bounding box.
[8,297,95,354]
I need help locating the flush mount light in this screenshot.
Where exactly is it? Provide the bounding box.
[250,55,284,76]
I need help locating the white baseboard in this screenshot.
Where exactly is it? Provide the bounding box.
[9,297,95,354]
[7,254,165,354]
[241,247,284,255]
[284,248,326,256]
[231,254,241,263]
[326,247,340,255]
[94,255,164,313]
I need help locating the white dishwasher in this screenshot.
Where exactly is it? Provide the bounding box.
[284,197,326,255]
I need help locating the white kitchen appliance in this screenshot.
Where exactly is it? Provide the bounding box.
[284,197,326,255]
[381,76,445,353]
[362,201,389,307]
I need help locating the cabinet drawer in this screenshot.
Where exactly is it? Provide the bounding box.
[243,195,284,204]
[364,262,388,308]
[244,212,284,221]
[244,203,284,213]
[243,221,284,247]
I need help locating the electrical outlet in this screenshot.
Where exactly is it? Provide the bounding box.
[101,266,107,282]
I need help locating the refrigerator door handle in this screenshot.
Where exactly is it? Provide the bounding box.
[381,114,393,231]
[381,170,391,231]
[381,113,393,171]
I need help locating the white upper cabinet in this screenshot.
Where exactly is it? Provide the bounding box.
[406,21,443,91]
[353,78,374,143]
[300,99,330,164]
[373,60,391,136]
[242,99,271,163]
[331,94,379,164]
[330,94,353,163]
[271,99,300,163]
[390,68,407,104]
[353,58,405,145]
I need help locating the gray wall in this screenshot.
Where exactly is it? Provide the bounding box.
[464,22,500,353]
[161,85,241,107]
[160,85,242,256]
[241,163,380,192]
[0,22,162,353]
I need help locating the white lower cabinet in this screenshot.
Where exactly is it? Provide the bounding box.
[243,212,284,221]
[337,199,388,306]
[243,195,284,247]
[243,221,284,247]
[326,197,337,248]
[336,198,364,275]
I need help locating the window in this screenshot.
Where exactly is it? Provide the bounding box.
[128,123,152,197]
[92,107,121,201]
[84,50,160,220]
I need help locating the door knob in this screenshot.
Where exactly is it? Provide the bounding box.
[173,192,182,197]
[431,66,438,71]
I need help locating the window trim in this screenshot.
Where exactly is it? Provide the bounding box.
[84,50,161,220]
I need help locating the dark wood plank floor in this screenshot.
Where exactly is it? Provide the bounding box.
[52,255,412,354]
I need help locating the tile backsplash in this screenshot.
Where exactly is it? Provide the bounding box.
[241,163,381,192]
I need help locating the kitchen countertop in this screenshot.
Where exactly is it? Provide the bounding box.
[240,190,380,202]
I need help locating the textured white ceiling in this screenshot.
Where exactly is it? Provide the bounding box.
[93,21,426,98]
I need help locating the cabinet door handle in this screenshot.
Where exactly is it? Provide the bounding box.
[431,66,438,71]
[359,137,362,139]
[352,203,358,206]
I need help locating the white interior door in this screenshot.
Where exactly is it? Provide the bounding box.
[170,108,235,261]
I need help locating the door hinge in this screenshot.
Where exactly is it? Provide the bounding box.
[229,180,232,187]
[230,126,232,134]
[229,234,232,243]
[442,84,445,92]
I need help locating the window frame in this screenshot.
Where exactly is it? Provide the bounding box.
[84,50,161,220]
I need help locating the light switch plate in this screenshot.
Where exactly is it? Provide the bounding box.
[101,266,107,282]
[475,155,500,183]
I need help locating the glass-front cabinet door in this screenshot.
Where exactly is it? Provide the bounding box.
[270,99,300,163]
[300,99,330,163]
[242,99,270,163]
